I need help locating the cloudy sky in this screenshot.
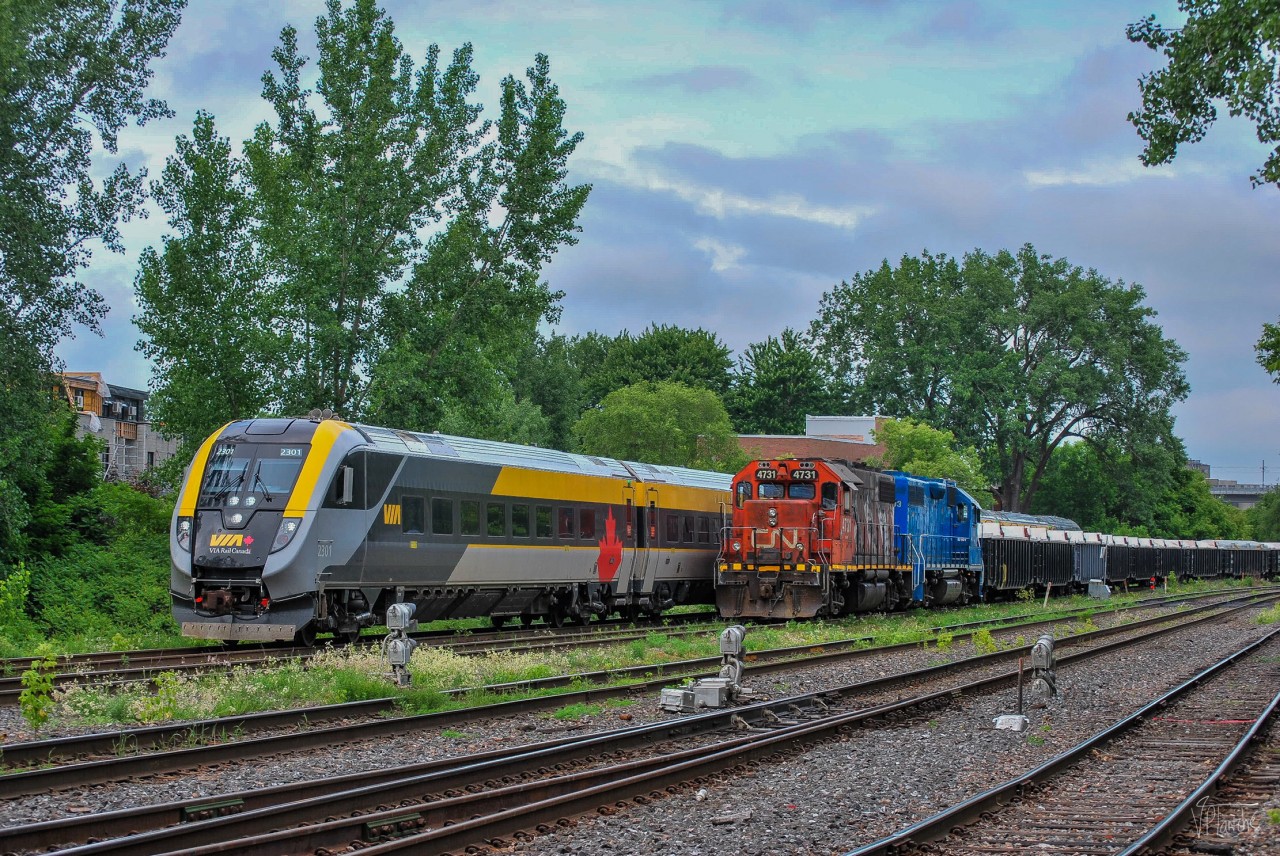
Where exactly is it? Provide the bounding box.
[59,0,1280,485]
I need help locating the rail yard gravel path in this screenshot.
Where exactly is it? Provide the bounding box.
[0,598,1274,854]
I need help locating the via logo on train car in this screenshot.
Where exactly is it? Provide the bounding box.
[383,503,402,525]
[208,533,253,554]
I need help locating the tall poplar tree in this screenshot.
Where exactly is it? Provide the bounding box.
[244,0,485,416]
[134,111,282,460]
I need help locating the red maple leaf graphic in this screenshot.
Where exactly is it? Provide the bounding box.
[596,507,623,582]
[243,535,254,546]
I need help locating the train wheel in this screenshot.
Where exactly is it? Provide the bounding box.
[293,623,317,647]
[337,628,361,645]
[549,608,566,628]
[491,615,508,630]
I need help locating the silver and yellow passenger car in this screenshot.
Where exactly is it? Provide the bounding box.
[171,416,731,644]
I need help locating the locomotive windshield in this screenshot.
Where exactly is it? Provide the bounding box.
[199,442,309,506]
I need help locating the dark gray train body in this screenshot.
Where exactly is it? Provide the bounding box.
[171,418,730,643]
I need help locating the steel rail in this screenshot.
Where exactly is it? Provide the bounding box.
[843,625,1280,855]
[1,587,1258,772]
[6,594,1274,854]
[0,589,1271,789]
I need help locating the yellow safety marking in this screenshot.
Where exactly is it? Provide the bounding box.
[383,504,402,525]
[491,467,727,511]
[177,422,233,518]
[285,419,354,517]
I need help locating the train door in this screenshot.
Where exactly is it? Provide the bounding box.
[637,486,661,595]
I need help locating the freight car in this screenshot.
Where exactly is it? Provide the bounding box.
[171,415,730,644]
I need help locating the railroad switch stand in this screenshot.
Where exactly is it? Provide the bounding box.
[1029,633,1057,700]
[384,602,419,687]
[660,625,756,713]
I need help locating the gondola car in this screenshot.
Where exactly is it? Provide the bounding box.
[171,416,730,644]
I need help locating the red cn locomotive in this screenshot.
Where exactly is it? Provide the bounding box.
[716,458,900,619]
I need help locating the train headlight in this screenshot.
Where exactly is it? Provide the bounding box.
[732,540,741,552]
[176,517,192,550]
[768,507,778,526]
[228,495,240,506]
[272,517,302,553]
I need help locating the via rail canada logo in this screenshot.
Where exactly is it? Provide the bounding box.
[208,533,254,555]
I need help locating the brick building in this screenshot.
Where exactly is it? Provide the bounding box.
[60,372,179,479]
[737,415,887,463]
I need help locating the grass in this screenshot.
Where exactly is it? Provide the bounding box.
[30,580,1268,730]
[1257,604,1280,625]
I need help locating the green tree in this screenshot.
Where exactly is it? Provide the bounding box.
[1259,320,1280,380]
[1246,487,1280,540]
[573,381,747,473]
[579,325,733,406]
[245,0,486,416]
[870,418,986,498]
[811,245,1189,512]
[727,328,839,435]
[0,0,182,559]
[1032,436,1245,539]
[134,111,283,460]
[368,50,589,432]
[1128,3,1280,377]
[1128,1,1280,189]
[510,333,585,451]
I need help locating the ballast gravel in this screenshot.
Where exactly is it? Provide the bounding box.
[0,599,1276,856]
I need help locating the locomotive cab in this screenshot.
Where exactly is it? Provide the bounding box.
[718,459,897,619]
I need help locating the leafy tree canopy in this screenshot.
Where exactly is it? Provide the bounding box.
[573,381,747,473]
[1031,436,1246,539]
[869,418,986,499]
[1258,320,1280,381]
[1246,486,1280,540]
[577,325,733,406]
[1128,1,1280,189]
[134,111,282,459]
[0,0,182,551]
[811,244,1188,512]
[727,328,839,435]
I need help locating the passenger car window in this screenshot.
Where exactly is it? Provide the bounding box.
[558,508,575,538]
[461,500,480,536]
[536,505,552,538]
[580,508,597,539]
[402,496,425,534]
[512,504,530,537]
[432,498,453,535]
[486,503,506,537]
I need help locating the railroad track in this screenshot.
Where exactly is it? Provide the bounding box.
[0,615,729,705]
[1,593,1275,854]
[0,586,1260,708]
[0,587,1260,776]
[850,627,1280,855]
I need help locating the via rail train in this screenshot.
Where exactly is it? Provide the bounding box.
[170,415,728,644]
[171,418,1278,642]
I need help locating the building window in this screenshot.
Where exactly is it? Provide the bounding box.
[74,390,84,410]
[146,451,155,467]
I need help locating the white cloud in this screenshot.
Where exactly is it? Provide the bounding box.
[693,237,747,272]
[1023,157,1179,188]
